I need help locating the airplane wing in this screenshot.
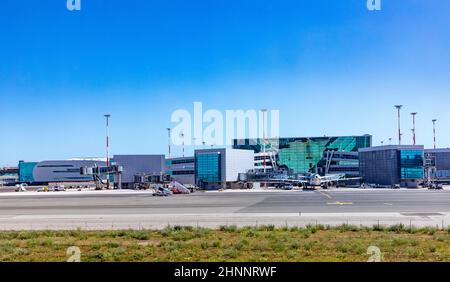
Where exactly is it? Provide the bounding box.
[289,179,309,184]
[321,174,360,183]
[321,175,343,181]
[325,175,362,182]
[270,179,308,184]
[340,177,362,181]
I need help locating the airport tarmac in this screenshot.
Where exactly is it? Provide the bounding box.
[0,189,449,230]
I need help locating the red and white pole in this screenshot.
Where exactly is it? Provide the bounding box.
[105,114,111,189]
[167,128,171,159]
[395,105,403,145]
[411,112,417,145]
[432,119,437,149]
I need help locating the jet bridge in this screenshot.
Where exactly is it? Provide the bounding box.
[80,164,123,190]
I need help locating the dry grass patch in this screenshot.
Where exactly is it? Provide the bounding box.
[0,225,448,262]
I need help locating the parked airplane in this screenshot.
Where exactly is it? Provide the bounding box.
[270,173,361,189]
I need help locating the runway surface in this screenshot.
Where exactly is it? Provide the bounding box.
[0,189,449,230]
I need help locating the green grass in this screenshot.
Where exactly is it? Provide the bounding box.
[0,225,448,262]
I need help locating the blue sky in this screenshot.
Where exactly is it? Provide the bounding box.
[1,0,449,166]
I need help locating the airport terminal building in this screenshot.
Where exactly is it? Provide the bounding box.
[17,156,166,188]
[359,145,425,187]
[32,160,107,183]
[11,135,449,189]
[18,161,38,183]
[425,148,450,182]
[0,167,19,186]
[113,155,165,189]
[232,135,372,177]
[165,157,195,185]
[195,148,255,189]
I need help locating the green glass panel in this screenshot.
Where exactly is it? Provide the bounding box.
[196,153,221,182]
[400,150,424,179]
[18,161,37,182]
[233,136,371,173]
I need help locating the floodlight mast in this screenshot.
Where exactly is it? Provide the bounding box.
[432,119,438,149]
[166,128,171,159]
[394,105,403,145]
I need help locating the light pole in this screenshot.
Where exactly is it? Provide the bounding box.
[411,112,417,145]
[166,128,171,159]
[394,105,403,145]
[432,119,437,149]
[389,138,392,145]
[104,114,111,190]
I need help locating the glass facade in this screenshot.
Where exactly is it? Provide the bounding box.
[425,150,450,180]
[18,161,38,183]
[166,158,195,167]
[165,157,196,185]
[196,153,221,182]
[169,159,195,165]
[399,150,424,180]
[172,170,195,175]
[359,149,399,185]
[360,147,425,186]
[233,135,371,173]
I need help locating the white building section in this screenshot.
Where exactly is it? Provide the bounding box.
[225,149,255,182]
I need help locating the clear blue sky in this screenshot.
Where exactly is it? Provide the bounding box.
[1,0,449,166]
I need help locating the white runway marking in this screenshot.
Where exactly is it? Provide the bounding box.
[317,191,333,199]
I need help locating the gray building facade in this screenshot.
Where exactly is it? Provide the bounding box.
[425,148,450,181]
[33,160,106,183]
[113,155,165,188]
[165,157,195,185]
[359,145,424,187]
